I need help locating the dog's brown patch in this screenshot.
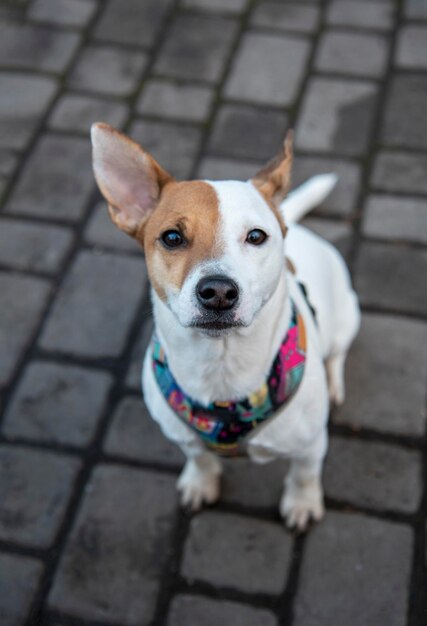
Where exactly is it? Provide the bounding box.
[142,180,221,299]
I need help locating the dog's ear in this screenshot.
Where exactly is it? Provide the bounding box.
[91,123,173,238]
[251,131,293,207]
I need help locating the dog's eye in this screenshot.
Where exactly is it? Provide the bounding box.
[161,230,184,249]
[246,229,268,245]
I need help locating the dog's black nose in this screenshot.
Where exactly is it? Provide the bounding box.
[196,276,239,311]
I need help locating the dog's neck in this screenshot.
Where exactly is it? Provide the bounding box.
[151,269,291,405]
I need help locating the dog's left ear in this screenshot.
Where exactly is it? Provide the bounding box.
[251,131,293,208]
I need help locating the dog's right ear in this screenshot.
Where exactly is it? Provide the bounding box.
[252,131,293,208]
[91,123,173,239]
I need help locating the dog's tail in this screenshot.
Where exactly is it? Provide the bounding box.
[280,173,338,224]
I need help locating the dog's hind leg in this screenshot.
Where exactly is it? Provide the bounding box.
[326,352,346,406]
[177,441,222,511]
[327,289,360,406]
[280,427,327,532]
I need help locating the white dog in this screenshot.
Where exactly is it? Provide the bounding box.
[91,123,360,531]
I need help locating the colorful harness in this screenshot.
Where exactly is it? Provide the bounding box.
[152,301,307,457]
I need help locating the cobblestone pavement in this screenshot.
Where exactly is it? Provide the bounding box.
[0,0,426,624]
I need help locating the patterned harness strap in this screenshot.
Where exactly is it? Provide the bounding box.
[151,300,307,457]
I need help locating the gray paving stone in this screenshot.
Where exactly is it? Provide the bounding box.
[372,150,427,195]
[326,1,395,30]
[363,194,427,244]
[0,553,44,626]
[167,595,278,626]
[0,446,80,548]
[39,251,148,358]
[324,437,422,512]
[130,120,202,179]
[347,0,396,4]
[154,15,238,82]
[0,151,19,177]
[0,219,73,273]
[181,511,293,594]
[220,458,287,508]
[294,512,413,626]
[292,155,361,216]
[29,0,97,26]
[0,177,7,199]
[381,74,427,150]
[0,22,80,72]
[225,32,310,106]
[48,464,177,625]
[84,201,140,253]
[405,0,427,18]
[182,0,248,12]
[355,242,427,316]
[333,313,427,437]
[7,135,93,221]
[209,104,288,161]
[0,273,51,387]
[0,73,58,150]
[197,156,264,181]
[94,0,173,47]
[396,26,427,70]
[49,94,129,133]
[251,2,320,34]
[3,362,113,447]
[301,218,352,261]
[0,5,25,16]
[137,80,213,122]
[316,31,388,78]
[104,396,184,466]
[126,316,154,389]
[296,77,378,156]
[68,45,147,97]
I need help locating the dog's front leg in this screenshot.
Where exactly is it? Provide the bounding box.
[280,427,327,532]
[177,440,222,511]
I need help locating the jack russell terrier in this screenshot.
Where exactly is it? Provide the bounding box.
[91,123,360,531]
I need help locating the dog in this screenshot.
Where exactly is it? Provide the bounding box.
[91,123,360,531]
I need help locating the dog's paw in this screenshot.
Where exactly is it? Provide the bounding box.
[177,459,221,511]
[279,482,324,532]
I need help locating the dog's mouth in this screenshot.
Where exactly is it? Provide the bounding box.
[193,320,241,330]
[190,312,245,336]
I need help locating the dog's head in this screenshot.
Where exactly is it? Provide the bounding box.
[91,123,292,337]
